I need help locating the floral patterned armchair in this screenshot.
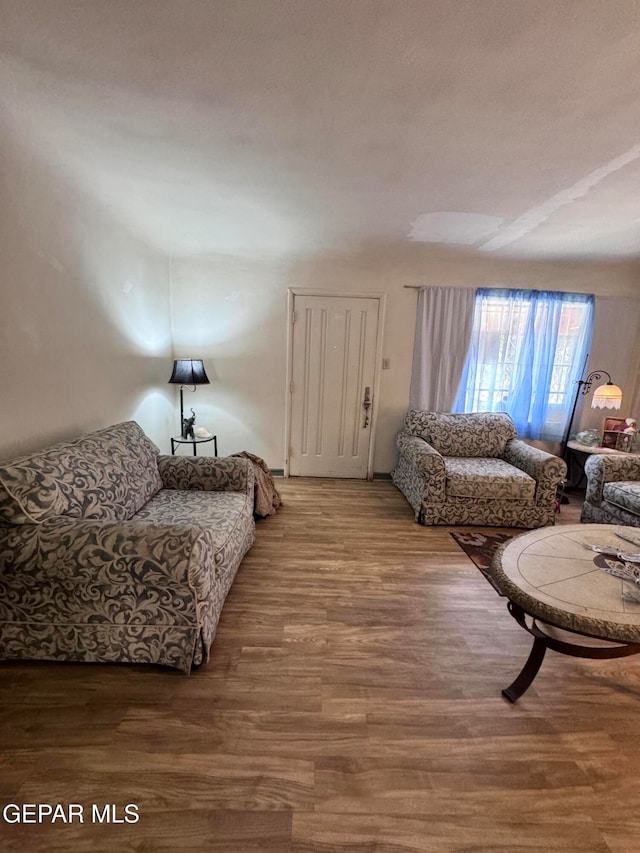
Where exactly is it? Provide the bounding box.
[581,453,640,526]
[392,411,566,528]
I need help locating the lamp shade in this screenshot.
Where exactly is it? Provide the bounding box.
[591,382,622,409]
[168,358,210,386]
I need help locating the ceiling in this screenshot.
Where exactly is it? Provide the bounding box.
[2,0,640,261]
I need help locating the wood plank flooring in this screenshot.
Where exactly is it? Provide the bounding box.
[2,479,640,852]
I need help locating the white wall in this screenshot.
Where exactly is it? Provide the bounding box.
[169,254,289,460]
[574,295,640,435]
[0,121,174,459]
[171,242,640,473]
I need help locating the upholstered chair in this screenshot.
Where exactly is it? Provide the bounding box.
[392,411,566,528]
[581,454,640,527]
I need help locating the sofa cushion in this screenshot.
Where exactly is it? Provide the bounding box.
[444,457,536,501]
[0,422,162,525]
[603,482,640,518]
[404,411,517,458]
[134,489,252,584]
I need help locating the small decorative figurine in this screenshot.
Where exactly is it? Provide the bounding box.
[623,418,637,451]
[182,409,196,439]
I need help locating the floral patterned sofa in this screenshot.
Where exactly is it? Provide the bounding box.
[581,453,640,527]
[392,411,566,528]
[0,421,255,672]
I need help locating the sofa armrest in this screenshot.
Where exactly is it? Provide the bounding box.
[584,454,640,505]
[0,515,212,592]
[157,455,254,496]
[395,432,446,502]
[503,439,566,492]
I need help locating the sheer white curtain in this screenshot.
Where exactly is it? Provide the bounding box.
[409,286,477,411]
[454,289,594,440]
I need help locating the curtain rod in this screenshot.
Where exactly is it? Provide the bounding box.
[404,285,479,290]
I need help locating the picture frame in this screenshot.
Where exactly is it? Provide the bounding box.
[600,431,619,450]
[616,432,634,453]
[602,416,626,433]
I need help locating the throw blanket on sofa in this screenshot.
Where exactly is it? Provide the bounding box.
[232,451,282,517]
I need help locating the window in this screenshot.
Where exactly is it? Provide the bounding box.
[454,289,594,440]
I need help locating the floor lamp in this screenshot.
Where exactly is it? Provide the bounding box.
[560,365,623,463]
[168,358,210,438]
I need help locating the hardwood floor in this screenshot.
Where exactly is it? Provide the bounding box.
[1,479,639,852]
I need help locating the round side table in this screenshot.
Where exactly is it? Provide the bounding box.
[170,435,218,457]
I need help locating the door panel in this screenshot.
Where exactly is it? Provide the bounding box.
[289,295,379,478]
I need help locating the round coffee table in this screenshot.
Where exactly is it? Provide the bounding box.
[488,523,640,702]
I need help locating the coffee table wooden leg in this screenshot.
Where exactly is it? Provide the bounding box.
[502,636,547,703]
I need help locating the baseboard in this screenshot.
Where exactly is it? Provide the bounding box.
[270,470,390,480]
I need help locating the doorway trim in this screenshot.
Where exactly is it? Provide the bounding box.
[284,288,387,479]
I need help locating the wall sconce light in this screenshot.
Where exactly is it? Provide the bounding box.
[561,367,622,460]
[168,358,210,438]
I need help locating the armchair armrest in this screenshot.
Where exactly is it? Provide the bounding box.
[503,439,567,493]
[396,432,446,502]
[157,455,254,496]
[584,454,640,505]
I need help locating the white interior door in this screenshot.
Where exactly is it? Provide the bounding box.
[288,294,380,478]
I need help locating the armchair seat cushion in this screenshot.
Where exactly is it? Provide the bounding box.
[602,482,640,518]
[444,458,536,501]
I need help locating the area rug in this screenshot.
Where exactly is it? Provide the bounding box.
[450,531,513,594]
